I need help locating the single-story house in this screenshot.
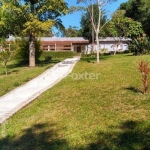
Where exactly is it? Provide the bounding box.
[5,36,89,53]
[40,37,89,53]
[5,35,131,53]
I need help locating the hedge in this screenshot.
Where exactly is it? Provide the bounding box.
[41,51,75,60]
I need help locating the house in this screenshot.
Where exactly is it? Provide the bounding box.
[5,36,131,53]
[81,37,131,54]
[97,37,131,52]
[40,37,89,53]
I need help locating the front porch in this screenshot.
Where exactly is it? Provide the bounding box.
[40,37,89,53]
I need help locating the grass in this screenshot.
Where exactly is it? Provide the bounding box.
[0,58,62,96]
[0,54,150,149]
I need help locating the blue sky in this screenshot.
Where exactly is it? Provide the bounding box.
[60,0,128,29]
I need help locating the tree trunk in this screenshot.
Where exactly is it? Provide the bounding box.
[4,61,7,75]
[92,28,94,54]
[29,32,35,67]
[114,46,118,55]
[96,32,99,63]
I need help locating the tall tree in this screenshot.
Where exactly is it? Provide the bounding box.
[0,0,26,38]
[0,0,68,66]
[101,10,143,54]
[61,26,82,37]
[80,4,107,43]
[118,0,150,37]
[22,0,68,67]
[76,0,116,63]
[102,10,143,38]
[118,2,127,10]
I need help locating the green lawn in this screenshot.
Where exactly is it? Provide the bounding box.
[0,59,62,97]
[0,54,150,150]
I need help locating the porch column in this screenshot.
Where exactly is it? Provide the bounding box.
[55,43,56,51]
[48,45,50,51]
[71,43,73,51]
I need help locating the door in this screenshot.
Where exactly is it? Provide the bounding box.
[77,46,81,53]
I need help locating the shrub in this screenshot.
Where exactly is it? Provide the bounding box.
[138,60,150,94]
[44,55,52,62]
[129,37,150,55]
[41,51,74,59]
[0,39,16,75]
[101,48,108,52]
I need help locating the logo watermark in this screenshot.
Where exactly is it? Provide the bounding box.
[68,72,100,80]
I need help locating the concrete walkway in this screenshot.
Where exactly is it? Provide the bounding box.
[0,57,80,124]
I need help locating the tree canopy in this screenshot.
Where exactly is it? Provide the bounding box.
[0,0,68,38]
[80,4,107,42]
[101,10,143,39]
[61,26,82,37]
[0,0,68,67]
[118,0,150,37]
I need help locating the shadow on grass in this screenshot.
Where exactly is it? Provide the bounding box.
[82,120,150,150]
[0,123,69,150]
[81,55,110,63]
[7,59,61,69]
[125,54,134,57]
[0,59,61,76]
[37,59,61,67]
[0,120,150,149]
[0,59,62,76]
[0,69,19,76]
[124,86,143,94]
[7,61,29,69]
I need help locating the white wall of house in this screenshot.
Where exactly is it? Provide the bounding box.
[84,38,130,54]
[99,41,129,52]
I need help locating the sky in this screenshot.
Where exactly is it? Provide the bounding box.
[59,0,128,30]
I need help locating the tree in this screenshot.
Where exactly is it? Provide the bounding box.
[0,51,13,75]
[129,36,150,55]
[21,0,68,67]
[0,0,26,38]
[102,10,143,38]
[101,10,143,54]
[14,37,42,64]
[61,26,82,37]
[76,0,116,63]
[0,0,68,66]
[118,2,127,10]
[0,40,15,75]
[80,4,107,43]
[118,0,150,37]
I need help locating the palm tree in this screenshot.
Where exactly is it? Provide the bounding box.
[22,0,68,67]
